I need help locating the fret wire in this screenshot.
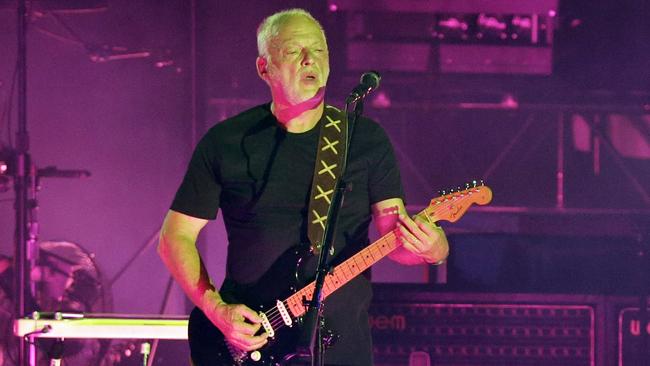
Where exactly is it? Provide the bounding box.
[363,251,373,265]
[279,189,483,322]
[369,244,381,259]
[338,265,351,280]
[340,260,354,279]
[354,254,366,273]
[365,246,376,261]
[285,298,294,313]
[352,254,365,272]
[345,259,356,277]
[323,278,333,294]
[289,293,300,315]
[359,252,370,269]
[326,275,335,291]
[376,237,390,255]
[343,260,354,276]
[349,256,360,273]
[332,268,344,285]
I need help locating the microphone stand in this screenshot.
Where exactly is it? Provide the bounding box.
[299,99,365,366]
[14,0,31,364]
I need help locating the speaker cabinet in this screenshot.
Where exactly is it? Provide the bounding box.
[370,287,599,366]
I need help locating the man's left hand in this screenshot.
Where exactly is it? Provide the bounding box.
[395,214,448,264]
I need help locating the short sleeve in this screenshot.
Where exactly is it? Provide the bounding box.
[170,132,222,220]
[366,122,404,204]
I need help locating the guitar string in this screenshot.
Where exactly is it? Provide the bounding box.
[268,298,301,330]
[265,234,400,332]
[266,297,302,326]
[267,220,421,330]
[236,190,479,363]
[262,230,401,331]
[257,190,478,334]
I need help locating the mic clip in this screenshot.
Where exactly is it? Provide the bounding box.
[346,71,381,104]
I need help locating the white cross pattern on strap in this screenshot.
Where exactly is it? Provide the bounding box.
[321,137,339,155]
[315,185,334,204]
[318,160,337,179]
[325,115,341,133]
[307,105,347,255]
[311,209,327,230]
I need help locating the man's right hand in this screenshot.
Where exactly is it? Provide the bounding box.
[158,210,269,351]
[204,299,269,352]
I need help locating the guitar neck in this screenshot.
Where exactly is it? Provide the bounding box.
[283,232,397,317]
[279,183,492,319]
[284,209,430,318]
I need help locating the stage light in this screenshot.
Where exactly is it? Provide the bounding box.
[370,90,391,109]
[476,14,508,41]
[511,15,533,42]
[431,14,470,41]
[0,147,13,193]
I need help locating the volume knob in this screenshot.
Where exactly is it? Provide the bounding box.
[250,351,262,362]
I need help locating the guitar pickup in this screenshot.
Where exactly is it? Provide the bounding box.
[276,300,293,327]
[259,312,275,338]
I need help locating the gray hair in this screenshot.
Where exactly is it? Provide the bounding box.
[256,8,325,58]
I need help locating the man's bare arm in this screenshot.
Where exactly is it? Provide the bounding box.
[371,198,449,265]
[157,210,267,351]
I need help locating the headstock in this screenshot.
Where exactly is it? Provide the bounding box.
[423,180,493,223]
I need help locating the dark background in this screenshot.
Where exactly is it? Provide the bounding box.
[0,0,649,364]
[1,0,649,316]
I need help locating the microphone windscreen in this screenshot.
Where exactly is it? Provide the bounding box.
[360,71,381,89]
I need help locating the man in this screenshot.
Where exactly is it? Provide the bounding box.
[158,8,448,366]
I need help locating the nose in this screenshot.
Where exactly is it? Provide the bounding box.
[301,49,315,66]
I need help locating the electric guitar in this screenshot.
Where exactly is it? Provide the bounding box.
[188,183,493,366]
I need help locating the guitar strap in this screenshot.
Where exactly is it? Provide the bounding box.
[306,104,348,255]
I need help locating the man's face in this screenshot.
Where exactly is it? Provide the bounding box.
[259,15,330,105]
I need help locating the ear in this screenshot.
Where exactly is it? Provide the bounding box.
[256,56,268,81]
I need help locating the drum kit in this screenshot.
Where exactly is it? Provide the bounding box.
[1,158,177,366]
[0,160,177,366]
[0,241,114,366]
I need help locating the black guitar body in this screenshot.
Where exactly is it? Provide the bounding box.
[188,305,304,366]
[188,246,317,366]
[187,185,492,365]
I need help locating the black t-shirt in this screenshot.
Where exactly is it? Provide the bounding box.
[172,103,403,365]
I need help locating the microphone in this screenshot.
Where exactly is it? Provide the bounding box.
[346,71,381,104]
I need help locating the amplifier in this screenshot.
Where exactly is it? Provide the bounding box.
[370,286,596,366]
[617,307,650,366]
